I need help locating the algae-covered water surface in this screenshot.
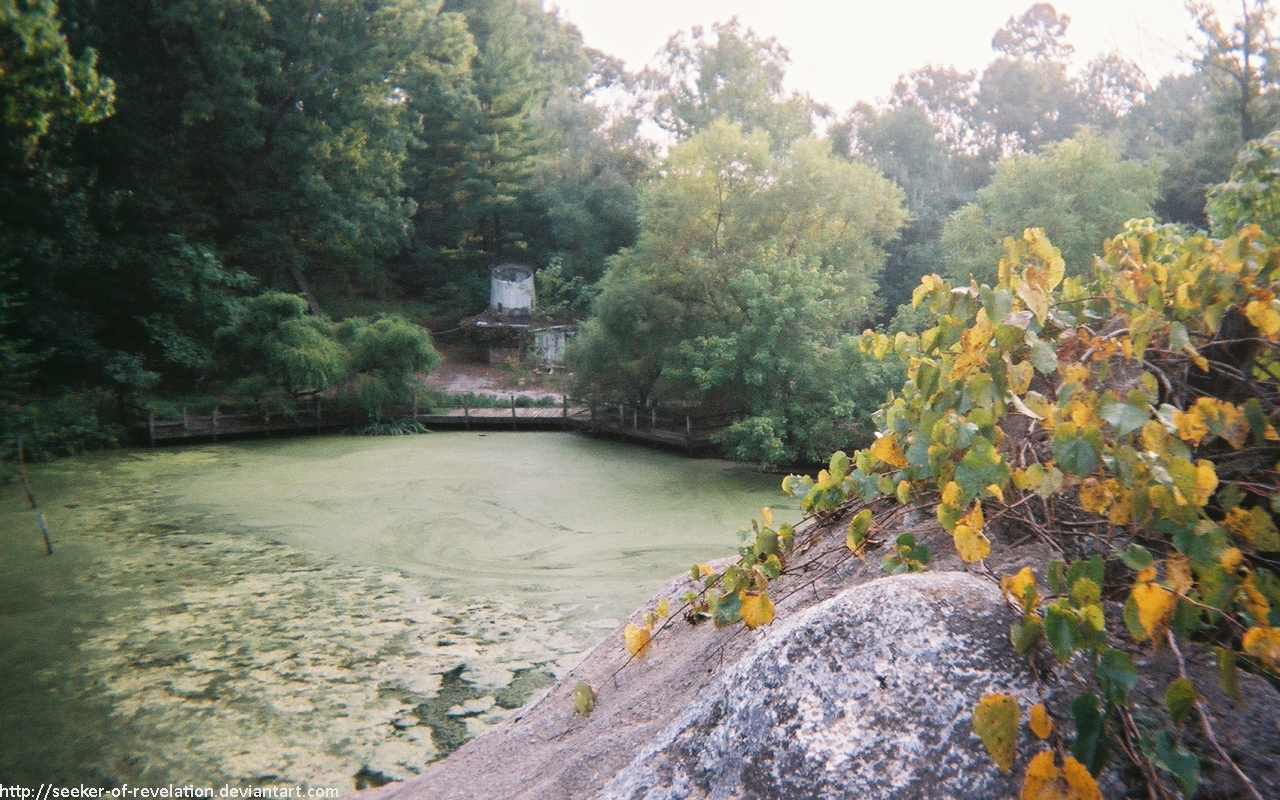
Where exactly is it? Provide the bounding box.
[0,433,794,788]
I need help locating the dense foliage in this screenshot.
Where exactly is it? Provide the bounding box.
[629,142,1280,798]
[569,121,906,465]
[5,1,1280,464]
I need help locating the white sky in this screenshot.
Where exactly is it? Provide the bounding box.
[547,1,1219,114]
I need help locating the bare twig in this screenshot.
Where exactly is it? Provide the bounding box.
[1166,630,1265,800]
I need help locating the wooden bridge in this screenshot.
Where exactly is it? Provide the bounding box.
[136,397,736,455]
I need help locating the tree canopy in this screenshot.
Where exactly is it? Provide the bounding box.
[941,131,1158,285]
[570,121,905,464]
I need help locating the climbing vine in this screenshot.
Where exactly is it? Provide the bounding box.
[620,219,1280,798]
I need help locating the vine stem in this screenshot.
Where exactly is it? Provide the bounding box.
[1165,630,1265,800]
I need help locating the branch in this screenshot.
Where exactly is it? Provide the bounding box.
[1166,630,1265,800]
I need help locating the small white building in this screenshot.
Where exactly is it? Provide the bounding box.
[490,264,535,315]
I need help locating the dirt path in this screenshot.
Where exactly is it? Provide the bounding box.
[423,346,564,401]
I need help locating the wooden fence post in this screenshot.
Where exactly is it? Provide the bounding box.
[15,438,52,555]
[412,390,419,421]
[212,406,219,442]
[182,407,189,433]
[147,408,155,447]
[511,393,518,430]
[464,395,471,430]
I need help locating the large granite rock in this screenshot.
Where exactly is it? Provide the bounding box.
[598,572,1030,800]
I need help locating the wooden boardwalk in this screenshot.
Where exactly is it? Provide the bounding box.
[136,398,733,455]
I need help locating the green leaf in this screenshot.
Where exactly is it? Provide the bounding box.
[1070,577,1101,608]
[1047,560,1067,594]
[1243,398,1271,446]
[1097,649,1137,704]
[1030,338,1058,373]
[1100,395,1150,437]
[1051,425,1100,477]
[829,451,850,481]
[1044,602,1082,663]
[1164,678,1197,728]
[1067,555,1105,590]
[954,437,1009,499]
[711,590,742,627]
[1069,692,1110,776]
[1214,647,1243,703]
[1147,730,1199,797]
[573,681,597,715]
[755,528,779,556]
[1011,618,1043,655]
[1119,544,1154,572]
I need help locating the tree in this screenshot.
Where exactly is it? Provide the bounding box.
[991,2,1073,63]
[1189,0,1280,144]
[941,130,1157,283]
[570,121,906,464]
[214,292,348,406]
[977,5,1084,155]
[1,0,116,390]
[838,103,982,318]
[646,18,815,146]
[340,315,441,420]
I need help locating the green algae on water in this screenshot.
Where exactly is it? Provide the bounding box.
[1,433,793,787]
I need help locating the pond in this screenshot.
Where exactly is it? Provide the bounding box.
[0,432,795,789]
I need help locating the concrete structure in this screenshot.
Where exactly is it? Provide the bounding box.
[490,264,535,315]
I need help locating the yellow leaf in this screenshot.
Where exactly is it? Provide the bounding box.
[1242,575,1272,623]
[955,523,991,563]
[1077,477,1112,514]
[1029,703,1053,740]
[870,433,909,469]
[623,623,652,658]
[1004,566,1039,610]
[1166,555,1194,595]
[1173,407,1208,445]
[1132,582,1175,639]
[972,693,1019,773]
[1008,359,1034,395]
[1245,299,1280,337]
[740,591,775,630]
[1190,459,1218,506]
[1242,626,1280,668]
[1068,399,1094,427]
[1080,604,1106,633]
[987,483,1005,503]
[697,563,714,577]
[761,506,773,526]
[1061,363,1089,386]
[1021,750,1063,800]
[1136,565,1158,582]
[655,598,670,617]
[942,480,964,506]
[1221,546,1244,572]
[1061,755,1103,800]
[1107,493,1133,526]
[896,479,911,504]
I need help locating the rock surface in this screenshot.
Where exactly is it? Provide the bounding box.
[598,572,1030,800]
[358,513,1279,800]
